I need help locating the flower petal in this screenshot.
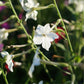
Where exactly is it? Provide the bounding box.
[33,35,43,45]
[28,64,34,78]
[47,32,59,42]
[42,36,51,51]
[7,61,13,72]
[35,25,44,34]
[44,23,51,34]
[1,51,14,72]
[39,81,43,84]
[1,51,9,58]
[25,10,38,21]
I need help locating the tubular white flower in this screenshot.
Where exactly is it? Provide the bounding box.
[1,51,14,72]
[28,47,40,78]
[0,28,8,43]
[19,0,39,21]
[33,24,59,51]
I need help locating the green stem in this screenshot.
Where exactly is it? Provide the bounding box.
[53,0,73,54]
[33,4,55,11]
[12,48,35,59]
[2,71,8,84]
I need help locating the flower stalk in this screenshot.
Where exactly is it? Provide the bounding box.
[53,0,74,55]
[2,71,8,84]
[32,4,55,11]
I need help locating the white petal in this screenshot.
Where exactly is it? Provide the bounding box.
[33,35,43,45]
[19,0,28,11]
[36,25,44,34]
[44,23,51,34]
[0,1,3,5]
[25,10,38,21]
[0,29,8,43]
[39,81,43,84]
[36,23,51,34]
[33,55,40,66]
[1,51,9,58]
[28,64,34,78]
[42,36,51,51]
[1,51,14,72]
[7,61,14,72]
[47,32,59,42]
[33,47,40,66]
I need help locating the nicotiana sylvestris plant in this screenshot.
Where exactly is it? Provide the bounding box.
[0,0,81,84]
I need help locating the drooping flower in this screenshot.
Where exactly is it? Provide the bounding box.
[28,47,40,78]
[19,0,39,21]
[55,27,65,43]
[0,28,8,43]
[1,51,14,72]
[33,24,59,51]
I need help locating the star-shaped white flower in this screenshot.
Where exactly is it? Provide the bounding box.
[19,0,39,21]
[0,28,8,43]
[1,51,14,72]
[28,47,40,78]
[33,24,59,51]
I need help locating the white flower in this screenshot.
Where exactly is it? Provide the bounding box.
[1,51,14,72]
[28,47,40,78]
[33,24,59,51]
[19,0,39,21]
[0,28,8,43]
[69,0,84,12]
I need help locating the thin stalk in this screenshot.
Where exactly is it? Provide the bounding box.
[2,71,8,84]
[53,0,73,54]
[33,4,55,11]
[12,48,35,59]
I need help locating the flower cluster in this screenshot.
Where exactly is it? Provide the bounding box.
[19,0,39,21]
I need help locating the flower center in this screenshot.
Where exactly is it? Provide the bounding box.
[42,34,46,36]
